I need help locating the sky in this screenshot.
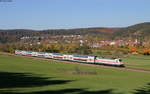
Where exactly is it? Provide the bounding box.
[0,0,150,30]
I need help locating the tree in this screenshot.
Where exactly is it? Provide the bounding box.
[142,48,150,55]
[128,46,137,53]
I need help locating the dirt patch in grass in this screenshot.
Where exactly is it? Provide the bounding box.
[61,67,97,75]
[65,71,97,75]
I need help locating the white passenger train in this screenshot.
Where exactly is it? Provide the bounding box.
[15,50,124,67]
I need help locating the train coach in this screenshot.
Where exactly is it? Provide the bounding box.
[95,57,123,66]
[15,50,124,67]
[71,55,95,63]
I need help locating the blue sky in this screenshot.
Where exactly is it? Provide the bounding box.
[0,0,150,30]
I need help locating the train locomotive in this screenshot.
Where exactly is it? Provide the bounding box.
[15,50,124,67]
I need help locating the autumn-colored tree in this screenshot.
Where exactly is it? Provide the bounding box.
[142,48,150,55]
[128,46,137,53]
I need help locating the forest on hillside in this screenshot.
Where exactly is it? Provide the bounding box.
[0,22,150,56]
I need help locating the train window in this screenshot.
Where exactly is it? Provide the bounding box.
[52,53,63,56]
[119,59,122,62]
[39,52,47,54]
[73,55,88,58]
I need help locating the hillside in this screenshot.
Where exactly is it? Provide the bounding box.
[0,22,150,43]
[112,22,150,39]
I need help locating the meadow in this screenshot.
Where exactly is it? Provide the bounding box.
[0,54,150,94]
[122,55,150,70]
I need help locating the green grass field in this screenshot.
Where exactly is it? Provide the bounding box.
[0,54,150,94]
[92,49,150,70]
[122,55,150,70]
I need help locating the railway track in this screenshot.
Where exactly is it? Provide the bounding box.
[1,52,150,73]
[124,67,150,73]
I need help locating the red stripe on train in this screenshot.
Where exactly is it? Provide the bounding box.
[95,60,117,64]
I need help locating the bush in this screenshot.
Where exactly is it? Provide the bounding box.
[142,48,150,55]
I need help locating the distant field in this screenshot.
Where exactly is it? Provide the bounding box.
[0,54,150,94]
[122,55,150,70]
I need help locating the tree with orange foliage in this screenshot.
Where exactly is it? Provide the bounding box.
[142,48,150,55]
[128,46,137,53]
